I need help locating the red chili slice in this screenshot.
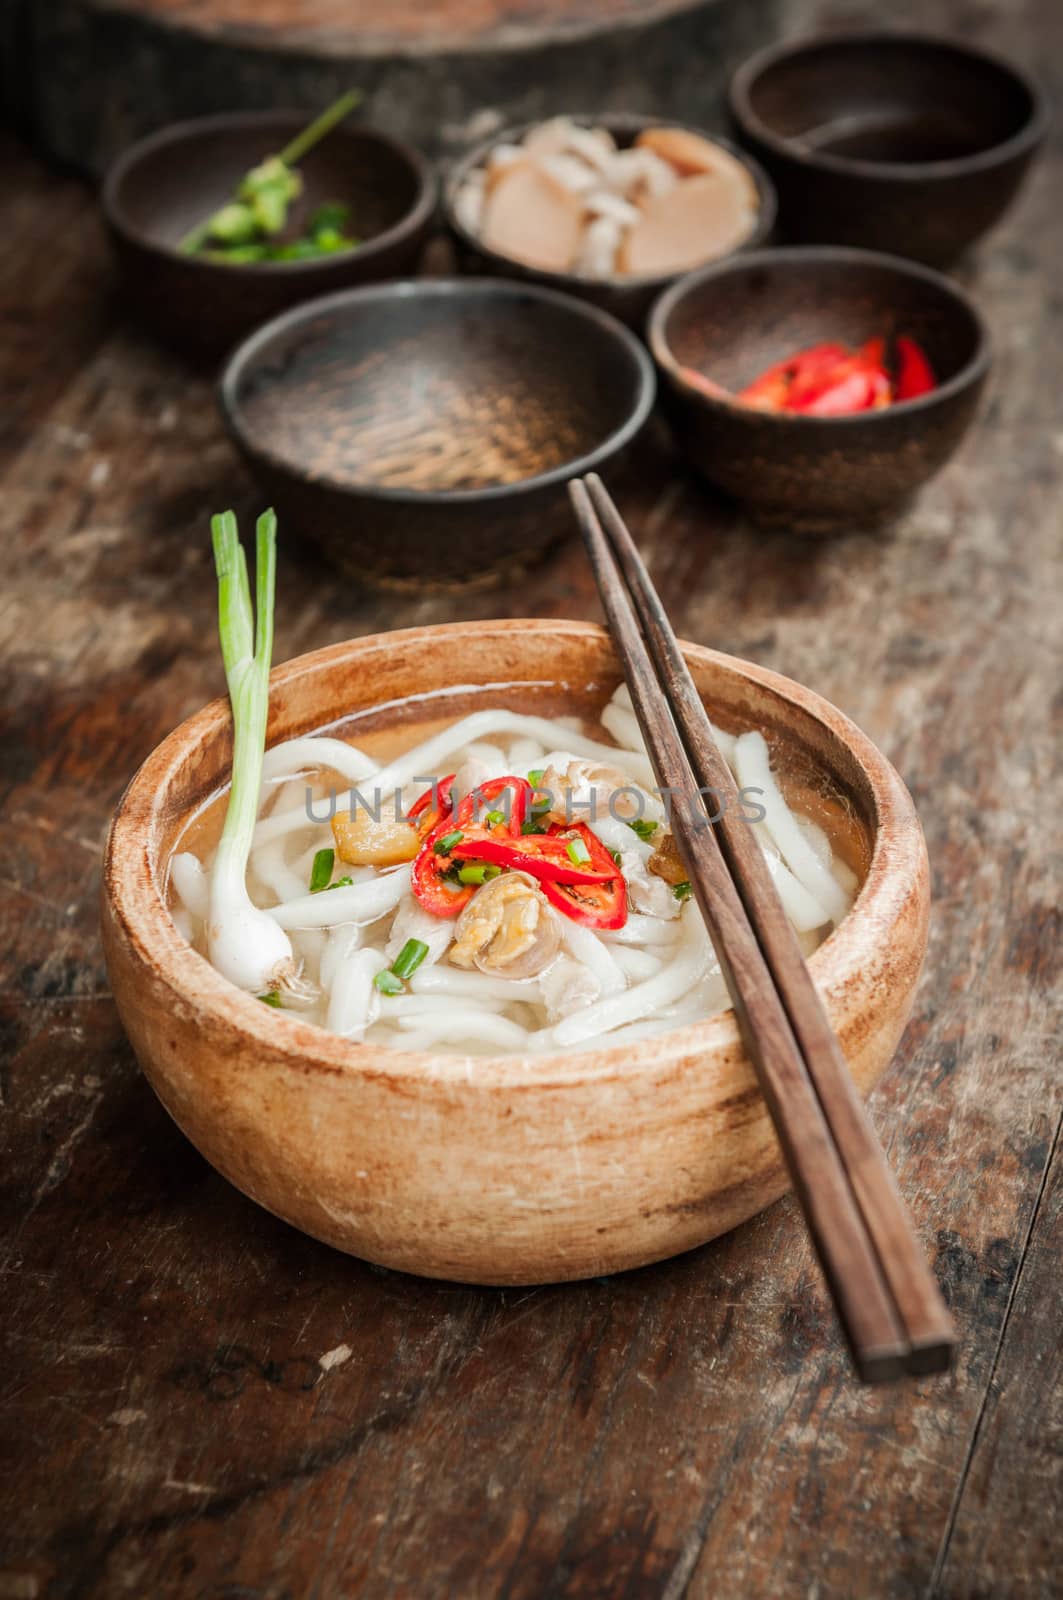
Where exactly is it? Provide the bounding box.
[894,335,936,400]
[410,776,533,918]
[407,773,455,837]
[539,822,627,928]
[450,822,615,886]
[455,775,532,832]
[540,873,627,930]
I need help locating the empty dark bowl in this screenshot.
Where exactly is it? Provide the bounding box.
[648,246,990,531]
[103,112,438,360]
[729,32,1047,264]
[443,114,775,331]
[219,278,656,587]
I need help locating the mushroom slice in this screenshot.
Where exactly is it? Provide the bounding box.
[619,171,757,277]
[635,128,759,205]
[480,162,584,272]
[332,801,420,867]
[449,871,561,979]
[647,829,689,886]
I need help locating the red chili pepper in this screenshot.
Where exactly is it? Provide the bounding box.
[455,776,532,832]
[410,775,534,918]
[740,342,849,412]
[894,335,936,400]
[800,366,880,415]
[407,774,455,837]
[540,872,627,930]
[450,821,615,886]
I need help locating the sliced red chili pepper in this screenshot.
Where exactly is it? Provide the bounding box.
[455,775,532,832]
[539,822,627,928]
[894,335,936,400]
[540,873,627,930]
[741,343,849,412]
[799,366,880,416]
[450,822,615,886]
[410,776,533,918]
[411,813,476,918]
[407,773,455,837]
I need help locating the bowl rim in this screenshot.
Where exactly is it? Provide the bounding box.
[102,618,927,1090]
[217,276,657,505]
[441,111,777,292]
[101,108,439,277]
[647,244,992,426]
[729,28,1049,182]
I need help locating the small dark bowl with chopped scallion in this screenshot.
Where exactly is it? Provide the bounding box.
[103,111,437,361]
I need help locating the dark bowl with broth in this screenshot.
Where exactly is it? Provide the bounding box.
[219,278,656,588]
[103,112,437,360]
[729,32,1047,265]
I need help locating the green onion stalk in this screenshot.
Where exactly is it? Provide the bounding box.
[207,509,301,996]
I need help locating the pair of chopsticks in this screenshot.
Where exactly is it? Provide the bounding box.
[569,474,955,1383]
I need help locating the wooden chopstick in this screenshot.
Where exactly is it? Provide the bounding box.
[569,475,956,1382]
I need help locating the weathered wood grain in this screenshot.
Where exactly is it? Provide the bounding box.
[1,0,1061,1592]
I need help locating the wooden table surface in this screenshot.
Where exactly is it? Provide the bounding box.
[2,0,1060,1593]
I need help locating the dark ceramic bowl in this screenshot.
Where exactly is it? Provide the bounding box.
[443,114,775,330]
[648,246,990,531]
[219,278,656,587]
[729,32,1046,266]
[102,112,438,360]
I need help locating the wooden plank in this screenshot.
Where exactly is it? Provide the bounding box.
[931,1114,1063,1598]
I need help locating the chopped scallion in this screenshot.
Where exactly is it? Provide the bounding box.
[527,768,545,787]
[566,836,592,866]
[373,969,405,996]
[392,938,429,980]
[521,820,548,836]
[434,830,464,855]
[485,809,506,827]
[673,880,692,901]
[609,849,623,868]
[629,819,659,842]
[458,863,501,885]
[258,991,282,1007]
[309,846,335,892]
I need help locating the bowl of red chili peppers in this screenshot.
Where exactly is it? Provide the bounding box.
[648,246,990,531]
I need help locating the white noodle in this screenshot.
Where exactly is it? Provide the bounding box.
[171,851,209,919]
[261,736,376,785]
[327,947,387,1037]
[410,967,541,1003]
[268,867,410,930]
[561,919,626,996]
[547,904,713,1048]
[734,731,850,925]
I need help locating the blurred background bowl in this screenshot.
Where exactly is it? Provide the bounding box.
[219,277,656,588]
[729,31,1046,265]
[649,245,990,531]
[443,114,775,330]
[103,112,437,360]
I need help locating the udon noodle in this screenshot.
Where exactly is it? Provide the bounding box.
[171,684,857,1055]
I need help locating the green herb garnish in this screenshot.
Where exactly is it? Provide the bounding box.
[628,819,659,842]
[258,990,283,1007]
[392,939,430,980]
[527,769,545,788]
[180,90,362,261]
[435,830,464,855]
[673,881,692,901]
[458,863,501,885]
[373,969,405,996]
[309,846,335,892]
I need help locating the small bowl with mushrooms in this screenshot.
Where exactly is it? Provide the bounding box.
[444,114,776,329]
